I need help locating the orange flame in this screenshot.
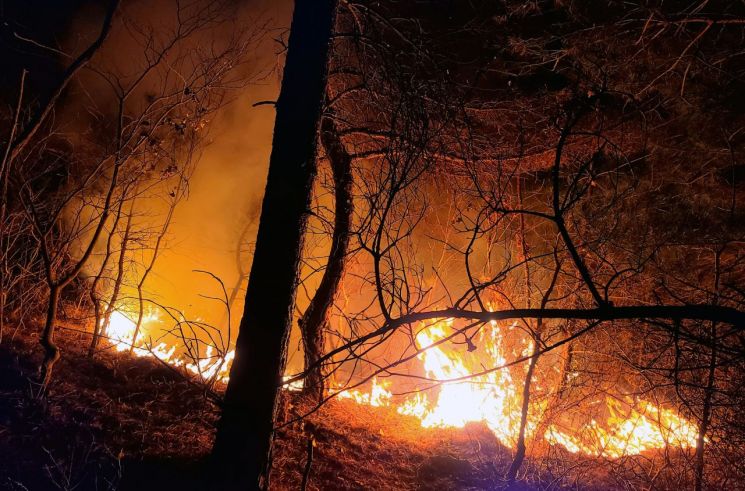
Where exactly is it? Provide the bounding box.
[336,318,701,457]
[102,307,304,390]
[102,308,232,383]
[103,308,700,457]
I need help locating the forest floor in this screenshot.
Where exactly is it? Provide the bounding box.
[0,323,619,491]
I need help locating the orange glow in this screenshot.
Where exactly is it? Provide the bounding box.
[545,400,700,458]
[102,308,233,383]
[335,318,701,458]
[101,306,304,389]
[102,307,699,457]
[336,377,393,407]
[396,320,529,447]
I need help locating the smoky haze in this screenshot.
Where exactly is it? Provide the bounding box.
[52,0,302,368]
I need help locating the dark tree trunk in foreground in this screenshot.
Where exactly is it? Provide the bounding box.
[299,115,353,401]
[210,1,337,489]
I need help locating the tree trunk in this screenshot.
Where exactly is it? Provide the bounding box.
[210,1,337,489]
[506,176,537,485]
[97,209,133,351]
[695,335,716,491]
[89,292,103,357]
[223,214,255,325]
[299,115,353,401]
[696,251,721,491]
[506,341,538,485]
[39,283,61,393]
[533,326,574,440]
[89,199,130,357]
[6,0,118,164]
[132,194,175,353]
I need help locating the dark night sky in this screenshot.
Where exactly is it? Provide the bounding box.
[0,0,99,102]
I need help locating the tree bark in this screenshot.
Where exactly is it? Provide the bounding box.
[695,332,716,491]
[299,115,353,401]
[210,1,337,489]
[91,205,133,355]
[506,343,538,485]
[39,283,61,393]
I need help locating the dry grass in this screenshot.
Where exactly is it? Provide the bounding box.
[0,325,216,490]
[0,324,637,490]
[273,396,511,490]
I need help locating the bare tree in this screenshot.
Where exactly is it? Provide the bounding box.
[210,1,338,489]
[280,1,745,487]
[298,114,354,401]
[3,0,262,392]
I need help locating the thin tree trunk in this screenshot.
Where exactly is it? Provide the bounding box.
[88,194,128,357]
[507,186,562,484]
[132,191,177,353]
[696,250,721,491]
[299,115,353,401]
[39,283,61,392]
[36,149,125,388]
[506,342,538,485]
[210,1,337,489]
[228,220,253,310]
[95,208,133,352]
[533,325,574,440]
[0,70,26,345]
[506,176,536,485]
[695,331,716,491]
[6,1,118,164]
[0,70,26,235]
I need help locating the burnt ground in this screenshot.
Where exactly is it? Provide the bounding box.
[0,324,622,491]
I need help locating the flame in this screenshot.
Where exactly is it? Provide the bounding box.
[336,377,393,407]
[101,306,306,390]
[105,309,153,351]
[101,308,233,384]
[545,400,700,458]
[396,321,528,447]
[106,309,179,361]
[102,307,700,458]
[336,318,701,458]
[181,345,234,383]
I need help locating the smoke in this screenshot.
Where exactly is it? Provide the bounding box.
[114,0,294,343]
[54,0,299,364]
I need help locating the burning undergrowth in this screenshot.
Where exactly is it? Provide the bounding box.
[0,318,708,490]
[96,302,701,462]
[0,324,507,490]
[332,319,700,460]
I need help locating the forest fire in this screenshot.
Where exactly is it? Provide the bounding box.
[104,306,699,460]
[544,401,700,459]
[99,292,709,466]
[103,308,233,384]
[336,318,700,459]
[3,0,745,488]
